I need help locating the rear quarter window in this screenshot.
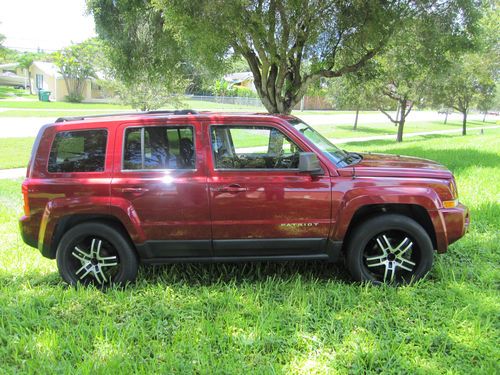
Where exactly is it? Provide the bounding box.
[48,130,107,173]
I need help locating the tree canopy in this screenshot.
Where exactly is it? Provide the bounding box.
[53,39,104,102]
[88,0,482,115]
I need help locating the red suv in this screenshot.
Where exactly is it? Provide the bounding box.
[19,111,469,285]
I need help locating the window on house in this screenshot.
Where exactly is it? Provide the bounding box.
[35,74,43,89]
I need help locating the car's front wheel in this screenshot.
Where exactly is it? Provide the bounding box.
[346,214,434,284]
[56,222,138,287]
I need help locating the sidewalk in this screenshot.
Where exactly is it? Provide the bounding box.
[0,125,498,180]
[0,168,25,179]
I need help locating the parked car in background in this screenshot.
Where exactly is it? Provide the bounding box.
[0,71,27,89]
[19,111,469,286]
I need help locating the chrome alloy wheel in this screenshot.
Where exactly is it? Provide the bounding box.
[363,232,418,283]
[71,238,119,284]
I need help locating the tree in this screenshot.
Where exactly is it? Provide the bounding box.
[88,1,480,115]
[53,39,103,102]
[87,0,190,104]
[156,0,406,114]
[327,71,378,130]
[113,74,186,111]
[433,53,497,135]
[351,0,480,142]
[17,53,42,94]
[432,4,498,134]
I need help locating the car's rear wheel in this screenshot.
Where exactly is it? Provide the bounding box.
[346,214,433,284]
[56,222,138,287]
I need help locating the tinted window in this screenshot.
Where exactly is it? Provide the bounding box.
[48,130,107,173]
[123,126,195,170]
[211,126,302,169]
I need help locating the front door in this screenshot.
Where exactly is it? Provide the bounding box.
[207,122,332,257]
[111,121,211,260]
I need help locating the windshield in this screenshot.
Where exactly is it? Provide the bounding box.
[289,119,348,163]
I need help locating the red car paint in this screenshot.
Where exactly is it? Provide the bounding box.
[19,112,469,262]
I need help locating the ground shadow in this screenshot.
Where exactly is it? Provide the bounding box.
[139,260,350,287]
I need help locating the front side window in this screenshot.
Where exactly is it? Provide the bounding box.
[211,125,302,169]
[48,130,107,173]
[123,126,195,170]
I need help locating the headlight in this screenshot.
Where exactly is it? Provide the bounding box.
[449,178,459,199]
[442,178,459,208]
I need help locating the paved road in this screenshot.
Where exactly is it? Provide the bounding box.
[0,110,491,138]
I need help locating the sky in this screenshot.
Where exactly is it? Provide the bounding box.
[0,0,96,52]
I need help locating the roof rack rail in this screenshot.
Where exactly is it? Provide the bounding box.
[54,109,198,123]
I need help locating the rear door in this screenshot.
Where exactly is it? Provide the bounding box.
[207,120,332,258]
[111,119,211,261]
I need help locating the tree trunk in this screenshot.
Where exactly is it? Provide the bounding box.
[28,71,33,95]
[483,112,487,122]
[444,111,448,124]
[396,100,407,142]
[353,107,359,130]
[462,111,467,135]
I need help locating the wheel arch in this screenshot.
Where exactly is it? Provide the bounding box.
[342,204,437,252]
[46,214,136,259]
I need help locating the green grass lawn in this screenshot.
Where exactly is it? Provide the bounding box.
[312,119,498,139]
[0,131,499,373]
[0,86,36,100]
[0,137,34,169]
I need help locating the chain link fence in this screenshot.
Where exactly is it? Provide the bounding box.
[187,95,265,108]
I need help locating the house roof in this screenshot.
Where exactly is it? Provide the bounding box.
[32,61,63,79]
[223,71,254,83]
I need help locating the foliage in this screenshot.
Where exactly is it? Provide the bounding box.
[1,131,499,373]
[431,5,499,134]
[209,79,259,98]
[87,0,191,107]
[16,53,42,94]
[212,79,235,97]
[152,0,404,114]
[53,39,104,102]
[89,1,481,115]
[234,86,259,98]
[352,1,481,142]
[432,53,497,134]
[111,74,187,111]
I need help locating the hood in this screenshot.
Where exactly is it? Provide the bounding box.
[338,152,452,179]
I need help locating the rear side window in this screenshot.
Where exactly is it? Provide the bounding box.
[123,126,195,170]
[48,130,107,173]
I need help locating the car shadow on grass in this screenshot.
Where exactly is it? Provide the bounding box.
[139,260,351,286]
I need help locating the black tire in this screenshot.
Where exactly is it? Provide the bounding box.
[345,214,433,284]
[56,222,138,287]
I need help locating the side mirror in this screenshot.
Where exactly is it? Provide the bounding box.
[298,152,324,175]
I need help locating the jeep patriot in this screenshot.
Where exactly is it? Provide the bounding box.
[19,111,469,285]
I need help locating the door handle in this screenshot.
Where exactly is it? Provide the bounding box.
[120,187,149,193]
[217,184,247,193]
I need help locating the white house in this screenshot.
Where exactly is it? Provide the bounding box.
[29,61,112,102]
